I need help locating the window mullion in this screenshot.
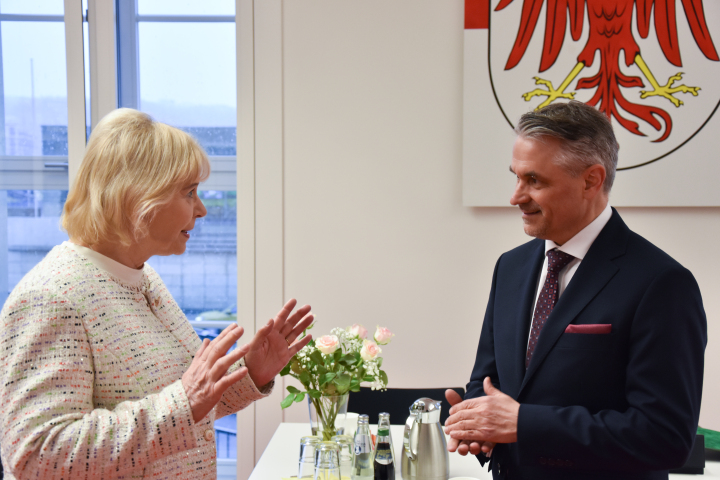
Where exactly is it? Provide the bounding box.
[64,0,87,186]
[87,0,117,128]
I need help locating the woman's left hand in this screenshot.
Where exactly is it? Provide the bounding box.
[244,299,314,388]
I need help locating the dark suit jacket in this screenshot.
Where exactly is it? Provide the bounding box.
[467,209,707,480]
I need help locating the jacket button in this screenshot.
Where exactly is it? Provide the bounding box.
[539,457,547,465]
[204,429,214,441]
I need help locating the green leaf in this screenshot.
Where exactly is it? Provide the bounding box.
[333,349,342,362]
[294,392,306,403]
[309,350,325,365]
[308,389,322,399]
[281,393,295,409]
[280,362,291,376]
[299,371,311,386]
[363,375,375,382]
[350,384,361,392]
[287,385,301,394]
[339,354,357,367]
[317,365,328,377]
[377,357,383,368]
[379,370,388,385]
[320,372,337,386]
[334,372,351,389]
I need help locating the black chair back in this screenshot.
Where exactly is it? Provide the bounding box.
[348,387,465,425]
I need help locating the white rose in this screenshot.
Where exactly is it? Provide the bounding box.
[315,335,340,355]
[360,340,381,361]
[348,324,368,339]
[374,326,395,345]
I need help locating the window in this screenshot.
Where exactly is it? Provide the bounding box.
[0,0,70,306]
[1,1,240,475]
[116,1,239,472]
[117,0,238,320]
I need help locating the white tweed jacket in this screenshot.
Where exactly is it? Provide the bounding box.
[0,243,268,479]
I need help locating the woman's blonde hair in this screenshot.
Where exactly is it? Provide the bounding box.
[62,108,210,247]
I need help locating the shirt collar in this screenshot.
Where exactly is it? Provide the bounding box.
[65,241,145,285]
[545,203,612,260]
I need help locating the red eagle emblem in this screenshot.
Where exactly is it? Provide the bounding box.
[496,0,718,143]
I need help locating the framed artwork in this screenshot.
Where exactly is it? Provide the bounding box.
[463,0,720,206]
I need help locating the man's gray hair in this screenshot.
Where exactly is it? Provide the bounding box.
[515,101,619,193]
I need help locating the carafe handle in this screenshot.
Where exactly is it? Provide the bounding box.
[403,413,416,461]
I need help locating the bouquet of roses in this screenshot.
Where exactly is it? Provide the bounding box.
[280,324,395,407]
[280,323,394,439]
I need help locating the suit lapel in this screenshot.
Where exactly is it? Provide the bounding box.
[506,243,544,397]
[519,209,630,394]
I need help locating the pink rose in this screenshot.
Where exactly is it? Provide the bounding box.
[316,335,339,355]
[374,326,395,345]
[348,324,368,339]
[360,340,382,361]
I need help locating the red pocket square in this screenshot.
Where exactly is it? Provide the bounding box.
[565,324,612,334]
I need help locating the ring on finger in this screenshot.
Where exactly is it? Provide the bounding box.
[285,337,292,347]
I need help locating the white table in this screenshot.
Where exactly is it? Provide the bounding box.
[250,423,720,479]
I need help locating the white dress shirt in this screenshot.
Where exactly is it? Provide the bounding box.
[527,203,613,344]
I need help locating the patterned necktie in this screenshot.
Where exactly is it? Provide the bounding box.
[525,249,575,368]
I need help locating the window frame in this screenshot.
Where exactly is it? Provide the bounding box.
[2,0,250,475]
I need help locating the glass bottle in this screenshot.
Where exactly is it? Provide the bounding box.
[373,413,395,480]
[351,414,374,479]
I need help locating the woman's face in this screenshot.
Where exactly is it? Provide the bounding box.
[145,181,207,257]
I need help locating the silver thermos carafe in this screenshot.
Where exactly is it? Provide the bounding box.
[400,398,449,480]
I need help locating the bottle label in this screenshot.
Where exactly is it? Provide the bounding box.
[374,445,393,465]
[354,438,372,455]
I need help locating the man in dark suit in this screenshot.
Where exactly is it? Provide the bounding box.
[444,101,707,479]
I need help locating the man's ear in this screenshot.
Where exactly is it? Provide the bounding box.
[583,164,606,198]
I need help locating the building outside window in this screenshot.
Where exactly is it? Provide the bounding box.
[0,1,70,308]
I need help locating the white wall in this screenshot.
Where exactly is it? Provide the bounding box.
[244,0,720,470]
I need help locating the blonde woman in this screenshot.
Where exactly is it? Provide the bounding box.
[0,109,313,479]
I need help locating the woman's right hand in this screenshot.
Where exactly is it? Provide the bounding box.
[182,323,250,423]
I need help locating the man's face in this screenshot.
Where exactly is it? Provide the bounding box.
[509,135,589,245]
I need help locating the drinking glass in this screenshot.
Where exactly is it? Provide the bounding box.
[331,435,354,479]
[298,436,321,479]
[314,441,341,480]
